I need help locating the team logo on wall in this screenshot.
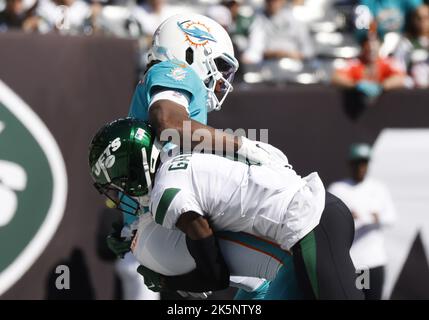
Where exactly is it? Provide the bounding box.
[0,80,67,296]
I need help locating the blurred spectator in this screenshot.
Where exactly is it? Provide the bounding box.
[222,0,253,39]
[329,143,396,300]
[356,0,423,39]
[0,0,40,32]
[132,0,189,56]
[332,31,406,101]
[394,4,429,87]
[206,4,232,29]
[36,0,92,33]
[242,0,314,64]
[133,0,186,38]
[207,0,253,75]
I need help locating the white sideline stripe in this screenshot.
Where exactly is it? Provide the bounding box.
[0,80,68,296]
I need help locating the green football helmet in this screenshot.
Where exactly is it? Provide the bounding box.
[88,117,159,215]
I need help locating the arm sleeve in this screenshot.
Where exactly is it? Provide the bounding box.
[163,235,230,292]
[148,89,190,114]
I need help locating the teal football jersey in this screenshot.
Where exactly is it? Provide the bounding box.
[124,60,208,225]
[128,60,208,125]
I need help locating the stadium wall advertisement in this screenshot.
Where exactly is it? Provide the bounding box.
[0,33,428,299]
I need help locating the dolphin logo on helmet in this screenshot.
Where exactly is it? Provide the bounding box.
[147,13,239,112]
[177,20,217,46]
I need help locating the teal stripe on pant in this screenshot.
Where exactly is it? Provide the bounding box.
[216,231,290,263]
[216,231,303,300]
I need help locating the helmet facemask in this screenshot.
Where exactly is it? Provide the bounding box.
[93,146,155,216]
[94,182,141,216]
[203,48,238,112]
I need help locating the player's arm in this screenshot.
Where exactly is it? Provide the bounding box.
[149,99,284,165]
[331,69,355,88]
[158,211,230,292]
[149,99,239,154]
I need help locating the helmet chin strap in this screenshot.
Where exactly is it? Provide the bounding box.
[141,148,152,194]
[138,148,153,208]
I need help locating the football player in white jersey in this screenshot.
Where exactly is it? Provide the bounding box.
[90,118,302,299]
[89,118,364,299]
[112,13,288,299]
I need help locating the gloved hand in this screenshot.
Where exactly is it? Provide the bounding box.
[237,137,290,167]
[137,265,164,292]
[106,222,132,259]
[177,291,212,299]
[356,80,382,98]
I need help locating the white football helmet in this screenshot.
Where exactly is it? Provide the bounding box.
[147,13,239,112]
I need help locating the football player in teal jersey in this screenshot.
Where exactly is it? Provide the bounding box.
[108,13,293,299]
[121,13,289,224]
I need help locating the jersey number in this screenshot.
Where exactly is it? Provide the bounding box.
[168,155,191,171]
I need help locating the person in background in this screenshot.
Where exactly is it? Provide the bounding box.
[222,0,253,48]
[356,0,423,39]
[242,0,314,64]
[36,0,92,33]
[207,0,252,81]
[132,0,187,43]
[332,31,406,101]
[0,0,40,32]
[328,143,396,300]
[394,4,429,87]
[132,0,190,66]
[206,4,232,30]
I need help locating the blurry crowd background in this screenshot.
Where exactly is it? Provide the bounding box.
[2,0,429,98]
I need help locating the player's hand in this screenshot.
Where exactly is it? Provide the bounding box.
[137,265,164,292]
[106,222,131,259]
[177,290,212,299]
[237,137,289,167]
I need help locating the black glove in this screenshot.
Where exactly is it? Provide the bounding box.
[137,265,164,292]
[106,222,131,259]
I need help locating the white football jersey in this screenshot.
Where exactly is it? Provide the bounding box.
[150,153,325,250]
[131,213,289,282]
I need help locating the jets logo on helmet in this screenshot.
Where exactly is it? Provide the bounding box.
[177,20,217,47]
[88,118,159,215]
[92,137,121,180]
[147,13,239,112]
